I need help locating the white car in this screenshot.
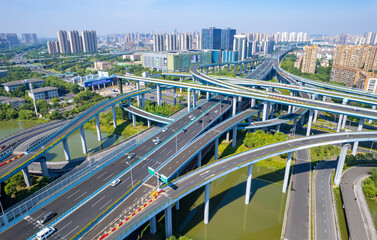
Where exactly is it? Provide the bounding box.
[127,153,135,159]
[162,128,168,132]
[36,227,56,240]
[110,178,121,187]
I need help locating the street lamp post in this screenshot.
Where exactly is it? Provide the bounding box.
[125,161,134,187]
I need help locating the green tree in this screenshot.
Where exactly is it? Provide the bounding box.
[49,110,61,120]
[18,109,35,120]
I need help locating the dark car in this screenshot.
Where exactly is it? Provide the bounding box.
[198,119,203,123]
[181,128,187,133]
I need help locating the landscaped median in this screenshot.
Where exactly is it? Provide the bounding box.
[97,189,164,240]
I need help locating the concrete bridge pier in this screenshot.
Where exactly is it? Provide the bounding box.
[306,110,313,136]
[206,67,209,75]
[352,118,364,155]
[79,126,87,154]
[179,77,183,93]
[215,138,219,160]
[300,114,305,126]
[369,106,376,124]
[226,131,230,142]
[22,167,32,187]
[62,139,70,161]
[262,102,269,121]
[39,157,49,178]
[136,82,140,107]
[257,111,261,121]
[212,66,215,75]
[112,105,117,128]
[204,183,210,224]
[193,90,197,108]
[232,96,237,116]
[227,64,230,73]
[147,120,151,128]
[334,144,350,186]
[157,85,162,106]
[341,115,348,129]
[95,115,101,141]
[206,91,210,100]
[276,124,281,132]
[251,98,256,107]
[187,88,191,112]
[132,114,136,127]
[149,216,157,234]
[173,88,177,105]
[141,94,145,109]
[165,205,173,238]
[245,164,253,205]
[219,66,221,75]
[197,151,202,168]
[282,152,293,193]
[336,115,344,132]
[232,126,237,148]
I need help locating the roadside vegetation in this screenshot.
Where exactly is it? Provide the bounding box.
[280,54,336,83]
[133,99,184,117]
[363,168,377,200]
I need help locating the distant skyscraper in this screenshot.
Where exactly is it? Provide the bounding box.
[233,35,247,61]
[302,45,318,74]
[289,32,296,42]
[82,30,97,53]
[22,33,38,44]
[57,30,70,53]
[195,33,201,50]
[47,41,59,54]
[0,33,20,48]
[68,30,83,53]
[153,34,165,52]
[221,28,236,51]
[281,32,288,42]
[201,27,222,50]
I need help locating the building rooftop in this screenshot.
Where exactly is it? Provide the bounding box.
[1,78,44,86]
[29,86,58,93]
[0,96,25,103]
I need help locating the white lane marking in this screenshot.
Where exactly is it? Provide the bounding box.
[73,192,87,202]
[63,226,79,239]
[91,196,106,207]
[96,172,107,179]
[99,199,113,210]
[58,220,72,232]
[103,173,114,181]
[200,170,210,176]
[66,189,81,199]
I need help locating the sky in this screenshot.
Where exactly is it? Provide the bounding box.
[0,0,376,38]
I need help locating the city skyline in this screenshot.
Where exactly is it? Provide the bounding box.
[0,0,376,37]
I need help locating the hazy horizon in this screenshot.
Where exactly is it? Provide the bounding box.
[0,0,376,38]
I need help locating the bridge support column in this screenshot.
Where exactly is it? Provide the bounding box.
[95,115,101,141]
[232,126,237,148]
[212,66,215,75]
[62,138,70,161]
[334,144,350,186]
[336,115,343,132]
[187,88,191,112]
[262,102,269,121]
[173,87,177,105]
[306,110,313,136]
[369,106,376,124]
[22,167,32,187]
[165,205,173,239]
[292,118,297,135]
[147,120,151,128]
[234,64,237,77]
[175,199,180,210]
[288,92,293,113]
[257,111,261,121]
[352,118,364,155]
[251,98,256,107]
[204,183,210,224]
[282,152,293,193]
[215,138,219,160]
[39,157,49,178]
[232,96,237,116]
[132,114,136,127]
[112,105,117,128]
[150,216,157,234]
[245,164,253,205]
[313,109,318,123]
[157,85,161,106]
[226,131,230,142]
[206,67,209,75]
[276,124,281,132]
[341,115,348,129]
[206,91,210,100]
[193,90,197,108]
[179,77,183,93]
[136,83,140,107]
[219,66,221,75]
[80,126,87,154]
[197,151,202,168]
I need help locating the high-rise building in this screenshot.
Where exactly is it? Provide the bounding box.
[221,28,236,51]
[57,30,70,53]
[289,32,296,42]
[262,39,274,54]
[22,33,38,44]
[153,34,165,52]
[82,30,97,53]
[165,33,177,51]
[195,33,201,50]
[68,30,83,54]
[301,45,318,74]
[0,33,20,48]
[201,27,222,50]
[333,45,364,68]
[281,32,288,42]
[47,41,59,54]
[233,35,247,61]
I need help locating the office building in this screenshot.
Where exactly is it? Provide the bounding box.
[57,30,70,53]
[82,30,97,53]
[28,87,59,101]
[262,39,274,54]
[94,61,112,70]
[2,79,45,93]
[0,96,26,108]
[301,45,318,74]
[222,50,239,62]
[68,30,83,53]
[202,27,222,50]
[195,33,201,50]
[22,33,38,44]
[47,41,60,54]
[0,33,20,47]
[221,28,236,51]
